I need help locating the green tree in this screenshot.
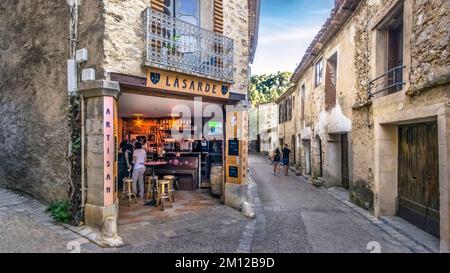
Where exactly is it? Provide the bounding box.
[249,71,293,106]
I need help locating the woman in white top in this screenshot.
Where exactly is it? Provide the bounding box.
[132,142,147,199]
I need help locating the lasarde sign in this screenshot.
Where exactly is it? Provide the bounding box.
[146,68,230,100]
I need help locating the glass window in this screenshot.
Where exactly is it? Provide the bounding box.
[163,0,174,17]
[176,0,199,26]
[162,0,199,26]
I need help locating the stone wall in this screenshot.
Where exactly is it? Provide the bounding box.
[223,0,251,95]
[410,0,449,89]
[103,0,147,79]
[0,1,71,203]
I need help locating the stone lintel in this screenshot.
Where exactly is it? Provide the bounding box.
[79,80,121,100]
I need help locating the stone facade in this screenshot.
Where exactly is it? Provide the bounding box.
[101,0,251,95]
[223,0,251,94]
[1,0,258,243]
[249,102,279,154]
[290,0,450,251]
[277,88,300,166]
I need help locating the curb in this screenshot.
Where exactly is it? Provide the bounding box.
[321,185,433,253]
[236,175,264,253]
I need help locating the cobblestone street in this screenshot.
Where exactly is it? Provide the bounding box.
[0,187,102,253]
[0,187,249,253]
[247,154,435,253]
[0,154,438,253]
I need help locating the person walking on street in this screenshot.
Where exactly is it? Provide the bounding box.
[282,144,291,176]
[272,148,281,176]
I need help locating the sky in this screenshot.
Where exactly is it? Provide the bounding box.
[251,0,335,75]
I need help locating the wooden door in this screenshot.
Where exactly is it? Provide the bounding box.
[341,134,350,189]
[398,122,439,238]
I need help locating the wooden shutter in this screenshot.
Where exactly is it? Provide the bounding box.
[151,0,164,12]
[214,0,224,34]
[325,62,336,111]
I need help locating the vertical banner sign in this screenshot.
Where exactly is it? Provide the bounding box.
[114,101,119,200]
[104,97,114,207]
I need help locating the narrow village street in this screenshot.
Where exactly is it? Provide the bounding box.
[247,154,432,253]
[1,153,438,253]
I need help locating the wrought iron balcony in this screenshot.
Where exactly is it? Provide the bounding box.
[368,65,406,98]
[144,8,234,83]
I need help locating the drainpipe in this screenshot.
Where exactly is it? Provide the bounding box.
[81,94,86,212]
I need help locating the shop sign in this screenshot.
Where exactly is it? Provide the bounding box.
[103,97,115,206]
[146,68,230,99]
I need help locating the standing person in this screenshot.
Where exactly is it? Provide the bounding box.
[282,144,291,176]
[130,139,137,149]
[132,142,146,199]
[272,148,281,176]
[118,140,133,191]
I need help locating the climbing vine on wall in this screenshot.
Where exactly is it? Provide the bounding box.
[68,94,82,225]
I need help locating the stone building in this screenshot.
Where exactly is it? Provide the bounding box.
[249,101,279,154]
[0,0,260,246]
[290,0,450,251]
[277,87,300,167]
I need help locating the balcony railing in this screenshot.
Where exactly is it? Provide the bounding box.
[368,65,406,98]
[144,8,234,83]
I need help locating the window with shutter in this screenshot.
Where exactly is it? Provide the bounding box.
[151,0,165,13]
[315,58,323,87]
[214,0,224,34]
[279,104,283,124]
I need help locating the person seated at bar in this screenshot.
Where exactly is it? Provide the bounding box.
[132,142,147,199]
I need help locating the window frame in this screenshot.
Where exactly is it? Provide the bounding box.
[314,58,324,87]
[162,0,201,26]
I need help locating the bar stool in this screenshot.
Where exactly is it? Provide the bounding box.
[164,175,176,202]
[122,177,137,206]
[156,180,173,211]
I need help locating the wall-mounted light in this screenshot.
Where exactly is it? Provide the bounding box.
[133,114,144,128]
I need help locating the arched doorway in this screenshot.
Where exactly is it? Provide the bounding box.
[256,134,261,153]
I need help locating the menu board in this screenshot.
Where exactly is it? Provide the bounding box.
[228,139,239,156]
[228,166,239,178]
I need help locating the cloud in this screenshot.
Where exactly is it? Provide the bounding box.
[307,8,332,15]
[252,0,333,75]
[258,25,319,46]
[252,24,321,75]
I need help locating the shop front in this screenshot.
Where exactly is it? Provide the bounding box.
[78,68,249,246]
